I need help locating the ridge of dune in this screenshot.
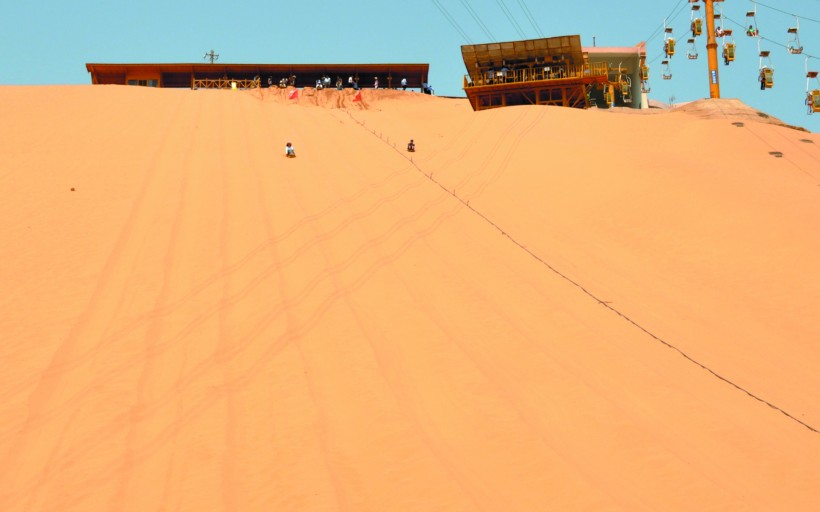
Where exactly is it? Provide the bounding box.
[1,85,819,511]
[669,97,804,129]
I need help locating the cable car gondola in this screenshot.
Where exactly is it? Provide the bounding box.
[621,77,632,104]
[663,21,675,58]
[758,44,774,90]
[787,18,803,55]
[759,67,774,90]
[639,59,650,93]
[662,60,672,80]
[721,29,735,65]
[616,62,632,104]
[713,0,725,36]
[690,3,702,37]
[603,84,615,107]
[687,38,699,60]
[808,88,820,114]
[746,4,760,37]
[806,59,819,114]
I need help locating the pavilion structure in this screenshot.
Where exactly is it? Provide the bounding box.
[86,63,430,91]
[461,35,647,111]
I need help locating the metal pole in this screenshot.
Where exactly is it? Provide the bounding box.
[704,0,721,98]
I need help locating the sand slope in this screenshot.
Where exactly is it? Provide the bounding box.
[1,85,819,511]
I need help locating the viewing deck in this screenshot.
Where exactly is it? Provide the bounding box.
[463,62,610,111]
[460,35,617,111]
[465,62,609,88]
[86,63,429,90]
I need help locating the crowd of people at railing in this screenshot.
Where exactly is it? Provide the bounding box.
[194,72,434,94]
[466,60,607,87]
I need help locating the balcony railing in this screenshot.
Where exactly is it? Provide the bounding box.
[193,78,261,90]
[465,62,609,88]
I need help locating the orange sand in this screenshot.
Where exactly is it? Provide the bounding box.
[1,85,819,511]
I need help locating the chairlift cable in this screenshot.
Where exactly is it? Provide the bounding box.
[430,0,473,43]
[644,0,687,45]
[515,0,545,38]
[724,14,817,61]
[648,15,690,67]
[753,1,820,24]
[494,0,528,39]
[458,0,497,42]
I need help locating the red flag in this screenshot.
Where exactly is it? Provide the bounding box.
[288,89,298,100]
[352,90,362,102]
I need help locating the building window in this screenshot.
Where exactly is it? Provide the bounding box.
[127,79,159,87]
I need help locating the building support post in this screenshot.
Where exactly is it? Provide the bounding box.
[704,0,721,98]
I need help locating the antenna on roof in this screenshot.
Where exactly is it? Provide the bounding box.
[204,50,219,64]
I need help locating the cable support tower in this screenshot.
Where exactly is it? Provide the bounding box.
[203,50,219,64]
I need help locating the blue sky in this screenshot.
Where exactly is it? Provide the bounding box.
[2,0,818,130]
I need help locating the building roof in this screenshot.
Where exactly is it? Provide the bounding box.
[583,42,647,57]
[86,63,430,88]
[461,35,585,71]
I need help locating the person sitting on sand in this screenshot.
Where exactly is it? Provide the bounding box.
[407,139,415,152]
[285,142,296,158]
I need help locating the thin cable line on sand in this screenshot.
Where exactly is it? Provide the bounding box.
[342,107,819,435]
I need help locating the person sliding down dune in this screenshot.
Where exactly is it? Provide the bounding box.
[285,142,296,158]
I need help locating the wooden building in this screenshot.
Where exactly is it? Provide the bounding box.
[86,63,430,90]
[461,35,646,111]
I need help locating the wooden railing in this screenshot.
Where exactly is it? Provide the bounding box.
[193,78,261,90]
[465,62,609,88]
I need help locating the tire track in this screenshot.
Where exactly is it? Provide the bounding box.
[214,96,240,512]
[3,95,196,510]
[0,96,187,490]
[2,99,466,508]
[306,107,490,511]
[327,107,595,509]
[458,107,549,200]
[0,138,418,407]
[0,154,433,438]
[109,95,199,512]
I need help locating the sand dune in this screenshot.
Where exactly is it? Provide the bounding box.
[1,85,819,511]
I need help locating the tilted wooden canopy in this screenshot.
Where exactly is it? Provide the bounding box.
[461,35,585,81]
